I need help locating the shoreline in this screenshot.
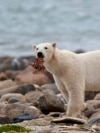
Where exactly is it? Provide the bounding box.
[0,53,99,133]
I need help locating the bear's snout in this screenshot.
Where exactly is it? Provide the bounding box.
[37,52,44,58]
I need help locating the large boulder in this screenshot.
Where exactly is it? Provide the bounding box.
[38,93,65,115]
[15,66,54,86]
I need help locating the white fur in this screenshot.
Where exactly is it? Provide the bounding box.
[33,43,100,118]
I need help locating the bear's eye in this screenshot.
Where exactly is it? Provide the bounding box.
[36,48,39,50]
[44,47,48,50]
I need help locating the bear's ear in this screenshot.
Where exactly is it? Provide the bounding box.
[32,45,36,50]
[52,43,56,48]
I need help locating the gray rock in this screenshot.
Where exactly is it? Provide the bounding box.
[38,93,65,115]
[14,84,36,95]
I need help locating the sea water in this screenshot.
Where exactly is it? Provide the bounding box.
[0,0,100,56]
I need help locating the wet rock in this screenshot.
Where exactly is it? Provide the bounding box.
[40,83,60,95]
[0,93,26,103]
[0,114,11,124]
[94,93,100,100]
[12,114,37,123]
[38,93,65,115]
[15,66,54,86]
[0,103,41,120]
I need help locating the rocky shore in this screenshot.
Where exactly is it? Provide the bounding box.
[0,55,100,133]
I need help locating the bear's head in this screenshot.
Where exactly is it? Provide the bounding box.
[32,43,56,62]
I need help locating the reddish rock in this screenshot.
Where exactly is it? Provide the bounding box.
[15,66,54,86]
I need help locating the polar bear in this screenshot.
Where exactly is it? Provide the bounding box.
[32,42,100,118]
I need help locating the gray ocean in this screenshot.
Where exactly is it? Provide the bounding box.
[0,0,100,56]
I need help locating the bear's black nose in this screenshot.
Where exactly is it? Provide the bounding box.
[37,52,44,58]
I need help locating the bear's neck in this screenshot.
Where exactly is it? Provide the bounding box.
[44,48,64,76]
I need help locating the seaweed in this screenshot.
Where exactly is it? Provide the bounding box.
[0,124,31,133]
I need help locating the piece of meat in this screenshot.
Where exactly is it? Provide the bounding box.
[31,58,45,71]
